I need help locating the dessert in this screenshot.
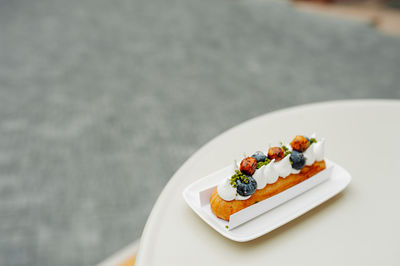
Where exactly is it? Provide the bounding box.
[210,134,326,221]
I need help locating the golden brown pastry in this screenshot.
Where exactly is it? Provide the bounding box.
[210,160,326,221]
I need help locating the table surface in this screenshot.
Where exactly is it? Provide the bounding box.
[3,0,400,263]
[135,99,400,266]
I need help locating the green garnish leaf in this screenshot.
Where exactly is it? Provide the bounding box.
[256,158,271,169]
[225,225,229,229]
[281,144,291,157]
[229,170,250,187]
[310,138,317,144]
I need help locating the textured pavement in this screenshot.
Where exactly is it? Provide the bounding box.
[1,0,400,265]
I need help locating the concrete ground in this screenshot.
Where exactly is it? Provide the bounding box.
[0,0,399,265]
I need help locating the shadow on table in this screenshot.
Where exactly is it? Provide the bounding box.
[235,189,348,247]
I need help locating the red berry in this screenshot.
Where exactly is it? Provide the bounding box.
[268,147,284,161]
[290,135,309,152]
[240,157,257,176]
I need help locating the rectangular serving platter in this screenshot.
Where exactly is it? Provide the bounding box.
[182,159,351,242]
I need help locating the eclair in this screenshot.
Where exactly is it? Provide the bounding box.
[210,134,326,221]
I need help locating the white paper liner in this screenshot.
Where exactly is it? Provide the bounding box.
[199,164,332,230]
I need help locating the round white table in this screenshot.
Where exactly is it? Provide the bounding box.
[135,100,400,266]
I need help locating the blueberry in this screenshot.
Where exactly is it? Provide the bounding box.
[251,151,267,162]
[236,176,257,197]
[290,150,305,170]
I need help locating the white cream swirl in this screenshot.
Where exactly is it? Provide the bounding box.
[253,165,267,190]
[217,176,236,201]
[303,143,315,166]
[264,159,279,184]
[253,159,279,190]
[274,155,292,178]
[291,168,301,174]
[303,134,326,164]
[313,138,325,161]
[217,166,252,201]
[235,194,251,200]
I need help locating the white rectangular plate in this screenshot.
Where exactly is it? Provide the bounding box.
[182,159,351,242]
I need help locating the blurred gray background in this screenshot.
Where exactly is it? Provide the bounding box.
[1,0,400,265]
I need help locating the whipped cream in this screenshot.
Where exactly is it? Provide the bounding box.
[217,176,252,201]
[252,165,267,189]
[303,143,315,166]
[235,193,251,200]
[303,134,325,165]
[264,159,279,184]
[291,168,301,174]
[313,138,325,161]
[216,136,325,201]
[217,176,237,201]
[253,159,279,190]
[274,155,292,178]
